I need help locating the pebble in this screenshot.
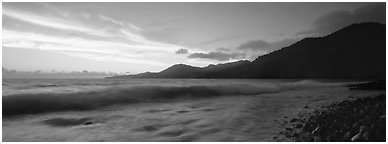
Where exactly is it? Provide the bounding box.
[276,94,385,142]
[84,121,93,125]
[290,118,298,123]
[295,123,303,129]
[343,131,352,141]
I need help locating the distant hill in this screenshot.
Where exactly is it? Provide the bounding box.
[107,22,385,79]
[107,60,250,79]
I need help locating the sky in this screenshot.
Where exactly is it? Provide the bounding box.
[2,2,385,73]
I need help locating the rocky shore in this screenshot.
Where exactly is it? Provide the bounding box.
[275,80,386,142]
[347,80,386,91]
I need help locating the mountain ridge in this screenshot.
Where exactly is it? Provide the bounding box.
[107,22,385,79]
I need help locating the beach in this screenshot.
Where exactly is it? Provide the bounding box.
[2,79,384,141]
[276,81,386,142]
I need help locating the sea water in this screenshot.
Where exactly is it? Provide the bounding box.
[2,79,379,141]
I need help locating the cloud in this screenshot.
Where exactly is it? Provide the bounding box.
[98,14,141,31]
[3,30,166,53]
[175,48,189,54]
[237,38,298,53]
[2,4,190,67]
[141,27,184,47]
[2,6,96,34]
[199,35,238,45]
[215,47,231,52]
[60,51,169,66]
[298,3,385,36]
[188,51,245,61]
[237,3,385,56]
[237,40,271,51]
[2,30,171,66]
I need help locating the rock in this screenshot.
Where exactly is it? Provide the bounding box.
[301,123,309,131]
[279,94,385,142]
[84,121,93,125]
[351,125,368,142]
[290,118,298,123]
[312,125,320,136]
[351,133,362,141]
[304,106,309,108]
[352,121,361,128]
[313,136,321,142]
[343,131,352,141]
[286,134,292,138]
[363,131,370,141]
[325,136,332,142]
[143,125,158,131]
[295,123,303,129]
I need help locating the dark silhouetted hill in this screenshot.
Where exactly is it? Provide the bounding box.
[106,60,250,79]
[243,22,386,79]
[107,22,385,79]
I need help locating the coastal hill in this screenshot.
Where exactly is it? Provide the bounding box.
[107,22,385,79]
[108,60,250,79]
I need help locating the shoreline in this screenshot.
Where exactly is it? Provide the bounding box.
[2,80,385,141]
[275,80,386,142]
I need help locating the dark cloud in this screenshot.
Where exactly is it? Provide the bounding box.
[215,47,231,52]
[236,38,298,52]
[237,3,385,54]
[188,51,245,61]
[298,3,385,36]
[199,35,239,45]
[237,40,271,51]
[143,27,183,45]
[175,48,189,54]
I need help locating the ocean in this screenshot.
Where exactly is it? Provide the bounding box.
[2,79,381,141]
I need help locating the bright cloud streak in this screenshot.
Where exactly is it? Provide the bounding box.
[59,51,169,66]
[3,34,169,67]
[2,4,194,68]
[3,30,181,66]
[99,14,141,31]
[3,5,186,50]
[3,7,96,35]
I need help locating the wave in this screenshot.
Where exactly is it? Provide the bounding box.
[41,117,92,127]
[12,83,66,90]
[9,81,129,90]
[3,80,336,117]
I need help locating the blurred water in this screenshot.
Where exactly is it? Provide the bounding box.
[2,79,343,96]
[3,79,365,142]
